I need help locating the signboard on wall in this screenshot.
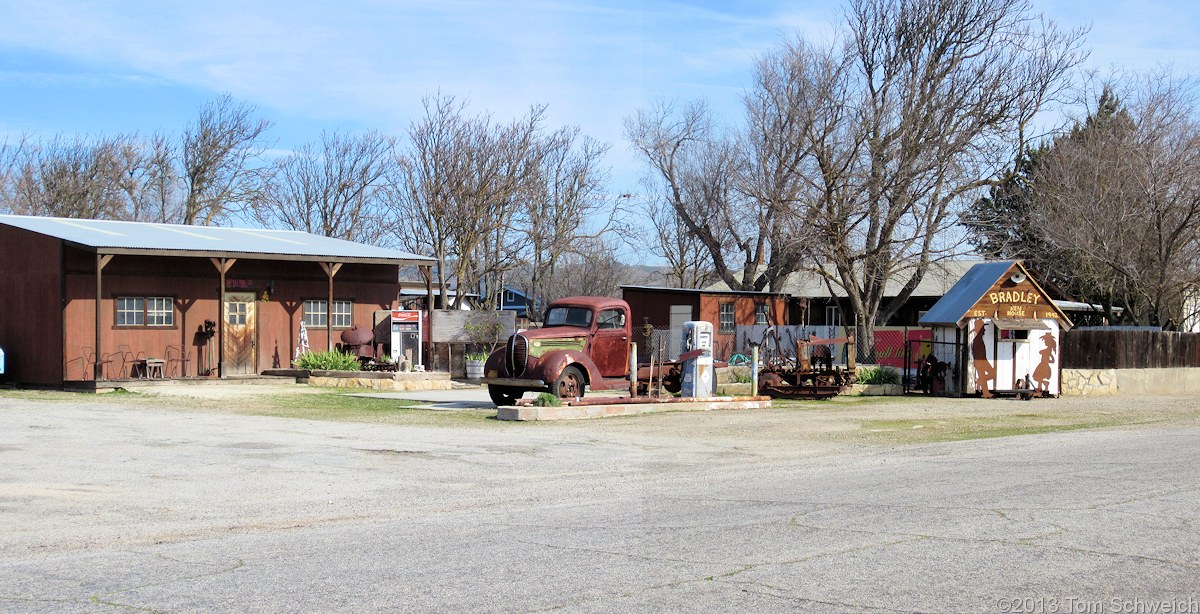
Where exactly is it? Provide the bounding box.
[965,269,1065,322]
[430,310,517,344]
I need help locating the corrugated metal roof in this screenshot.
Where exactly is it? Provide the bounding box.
[705,260,982,298]
[918,261,1016,326]
[0,215,433,265]
[621,285,789,297]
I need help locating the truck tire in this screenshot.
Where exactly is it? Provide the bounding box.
[488,385,523,407]
[551,366,585,400]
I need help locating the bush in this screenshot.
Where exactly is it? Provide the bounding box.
[858,366,900,385]
[294,350,361,371]
[533,392,563,407]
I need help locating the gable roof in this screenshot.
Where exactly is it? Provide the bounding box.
[0,215,434,266]
[919,260,1072,327]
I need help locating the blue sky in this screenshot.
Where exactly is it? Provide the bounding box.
[1,0,1198,197]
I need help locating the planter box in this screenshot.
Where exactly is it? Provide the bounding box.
[306,370,453,391]
[846,383,903,396]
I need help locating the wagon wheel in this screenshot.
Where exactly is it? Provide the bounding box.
[551,366,586,400]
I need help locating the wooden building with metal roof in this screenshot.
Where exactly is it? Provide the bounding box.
[0,215,433,386]
[919,261,1073,397]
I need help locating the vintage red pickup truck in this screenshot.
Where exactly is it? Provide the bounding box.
[482,296,680,406]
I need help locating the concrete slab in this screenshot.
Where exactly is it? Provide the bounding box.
[347,386,497,411]
[496,398,772,421]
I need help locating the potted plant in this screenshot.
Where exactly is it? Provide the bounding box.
[463,312,505,380]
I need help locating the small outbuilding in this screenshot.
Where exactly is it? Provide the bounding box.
[0,215,434,386]
[919,261,1073,397]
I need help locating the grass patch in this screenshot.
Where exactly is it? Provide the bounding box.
[238,390,496,427]
[857,414,1137,444]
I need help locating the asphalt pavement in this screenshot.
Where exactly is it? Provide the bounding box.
[1,394,1197,612]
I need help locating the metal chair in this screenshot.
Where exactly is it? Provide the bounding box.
[83,347,114,380]
[166,345,192,378]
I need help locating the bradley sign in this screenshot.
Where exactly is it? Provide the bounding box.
[988,290,1041,305]
[966,268,1063,321]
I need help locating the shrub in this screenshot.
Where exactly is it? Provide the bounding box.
[858,366,900,385]
[533,392,563,407]
[729,368,753,384]
[294,350,361,371]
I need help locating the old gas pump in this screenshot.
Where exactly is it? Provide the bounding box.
[680,320,714,398]
[390,310,423,370]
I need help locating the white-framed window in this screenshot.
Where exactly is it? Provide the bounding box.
[826,304,841,326]
[116,297,144,326]
[303,300,327,327]
[332,300,352,328]
[719,302,735,333]
[755,303,770,325]
[304,299,353,328]
[227,301,248,326]
[116,296,174,327]
[146,297,174,326]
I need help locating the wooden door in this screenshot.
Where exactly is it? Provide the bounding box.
[223,292,257,375]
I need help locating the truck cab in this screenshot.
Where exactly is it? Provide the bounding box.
[482,297,631,406]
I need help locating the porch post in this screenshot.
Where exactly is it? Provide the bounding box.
[94,253,113,380]
[423,265,434,368]
[320,262,343,352]
[210,258,237,377]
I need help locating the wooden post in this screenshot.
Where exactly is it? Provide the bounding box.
[94,254,113,381]
[751,345,759,397]
[210,258,237,378]
[423,264,435,371]
[320,262,343,352]
[629,342,638,398]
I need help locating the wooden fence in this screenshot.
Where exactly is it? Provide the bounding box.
[1061,329,1200,369]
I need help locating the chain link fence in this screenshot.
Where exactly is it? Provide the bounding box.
[633,323,928,371]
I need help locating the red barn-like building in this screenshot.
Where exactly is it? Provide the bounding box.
[0,215,433,386]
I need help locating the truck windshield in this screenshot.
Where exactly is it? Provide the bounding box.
[544,306,593,328]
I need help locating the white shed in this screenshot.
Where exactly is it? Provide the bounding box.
[918,261,1073,397]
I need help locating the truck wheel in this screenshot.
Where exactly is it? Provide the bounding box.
[488,385,522,407]
[551,366,585,400]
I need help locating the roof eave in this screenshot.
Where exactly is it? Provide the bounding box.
[83,245,436,266]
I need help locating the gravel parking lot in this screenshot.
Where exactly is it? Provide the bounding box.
[1,386,1198,612]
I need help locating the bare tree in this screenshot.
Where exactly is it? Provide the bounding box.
[542,237,630,300]
[180,93,272,225]
[516,126,616,313]
[0,134,26,214]
[391,94,544,309]
[1,133,150,220]
[141,133,181,223]
[645,192,713,288]
[1033,75,1200,327]
[257,130,396,243]
[771,0,1083,352]
[626,99,785,291]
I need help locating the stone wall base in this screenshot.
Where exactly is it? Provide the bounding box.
[308,371,453,391]
[1061,367,1200,396]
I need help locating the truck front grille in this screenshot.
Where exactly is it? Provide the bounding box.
[506,334,528,377]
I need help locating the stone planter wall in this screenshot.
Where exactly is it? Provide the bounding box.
[307,370,453,391]
[845,383,904,396]
[1061,367,1200,396]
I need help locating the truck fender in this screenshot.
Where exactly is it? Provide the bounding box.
[535,350,603,386]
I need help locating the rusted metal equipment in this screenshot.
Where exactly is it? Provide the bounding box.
[340,325,396,372]
[757,333,857,400]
